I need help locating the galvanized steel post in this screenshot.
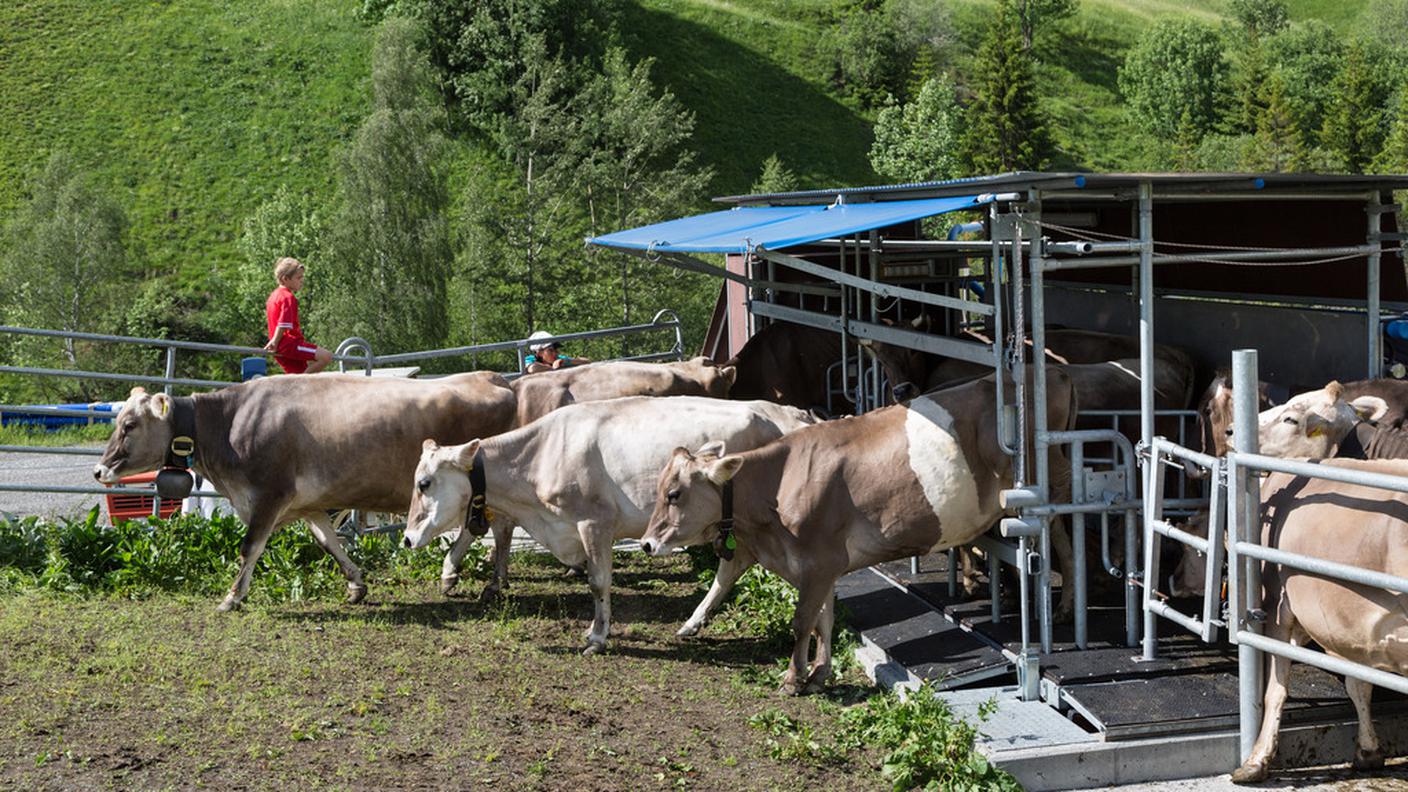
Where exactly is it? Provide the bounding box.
[1136,181,1154,654]
[1233,349,1263,764]
[1028,192,1054,654]
[163,347,176,396]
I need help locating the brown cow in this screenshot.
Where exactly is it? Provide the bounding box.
[724,321,852,415]
[1233,458,1408,782]
[92,374,517,610]
[639,369,1077,694]
[510,357,736,427]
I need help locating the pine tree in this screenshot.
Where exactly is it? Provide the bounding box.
[1373,86,1408,173]
[1322,43,1385,174]
[1248,74,1309,172]
[963,0,1052,173]
[752,154,801,195]
[1173,109,1201,171]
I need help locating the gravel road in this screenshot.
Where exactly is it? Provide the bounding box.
[0,449,108,519]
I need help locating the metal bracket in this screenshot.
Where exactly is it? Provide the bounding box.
[1082,469,1126,503]
[991,213,1021,242]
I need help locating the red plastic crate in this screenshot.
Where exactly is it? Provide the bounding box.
[104,471,182,524]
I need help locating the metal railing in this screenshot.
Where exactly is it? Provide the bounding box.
[0,312,687,523]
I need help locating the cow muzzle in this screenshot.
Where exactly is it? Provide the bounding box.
[93,463,120,484]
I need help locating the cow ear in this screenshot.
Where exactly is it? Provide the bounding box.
[909,315,924,329]
[147,393,172,420]
[704,455,744,484]
[1350,395,1388,423]
[452,439,481,470]
[718,366,737,391]
[422,438,438,453]
[129,386,148,399]
[696,440,726,458]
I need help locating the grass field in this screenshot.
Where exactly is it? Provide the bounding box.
[0,551,892,791]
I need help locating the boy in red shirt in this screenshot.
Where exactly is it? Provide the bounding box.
[263,257,333,374]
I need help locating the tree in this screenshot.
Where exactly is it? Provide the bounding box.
[315,17,453,356]
[1246,73,1310,172]
[818,0,951,108]
[1119,19,1228,139]
[963,0,1052,173]
[1265,21,1342,146]
[380,0,623,127]
[870,74,965,183]
[751,154,801,195]
[1228,0,1288,38]
[1373,86,1408,173]
[1013,0,1077,52]
[1,152,127,375]
[221,187,324,347]
[1322,43,1386,173]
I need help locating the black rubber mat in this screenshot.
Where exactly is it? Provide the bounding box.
[836,569,1011,687]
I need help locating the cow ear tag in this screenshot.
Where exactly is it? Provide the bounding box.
[725,534,737,551]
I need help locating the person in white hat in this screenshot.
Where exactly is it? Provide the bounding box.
[524,330,591,374]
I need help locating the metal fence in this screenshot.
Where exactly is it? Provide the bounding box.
[0,312,686,524]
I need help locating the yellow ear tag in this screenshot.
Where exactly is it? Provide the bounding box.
[482,507,496,523]
[161,400,169,417]
[1307,426,1323,438]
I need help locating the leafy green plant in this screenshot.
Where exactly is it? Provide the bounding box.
[748,708,845,765]
[837,683,1021,792]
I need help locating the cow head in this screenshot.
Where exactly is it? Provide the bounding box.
[403,439,480,549]
[681,356,738,397]
[1169,511,1213,599]
[640,441,743,556]
[1245,381,1388,458]
[1196,372,1283,458]
[861,315,933,402]
[93,387,176,483]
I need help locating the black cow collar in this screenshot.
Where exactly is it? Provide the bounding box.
[713,479,736,561]
[156,396,198,500]
[467,448,489,535]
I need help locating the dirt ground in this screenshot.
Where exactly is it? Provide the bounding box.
[0,552,886,791]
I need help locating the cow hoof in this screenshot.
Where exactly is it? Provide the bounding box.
[581,641,606,657]
[777,680,803,697]
[440,575,459,596]
[1354,747,1385,770]
[1230,762,1268,784]
[216,597,241,613]
[676,622,701,637]
[347,583,368,605]
[477,585,500,604]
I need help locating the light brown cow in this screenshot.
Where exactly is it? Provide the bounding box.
[510,357,736,427]
[639,369,1077,694]
[93,374,517,610]
[1233,458,1408,782]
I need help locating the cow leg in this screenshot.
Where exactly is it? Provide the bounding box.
[1231,618,1301,784]
[803,584,837,694]
[478,520,514,602]
[1050,516,1077,623]
[305,512,367,604]
[780,580,831,696]
[960,547,982,597]
[440,526,478,596]
[678,546,755,637]
[219,506,283,612]
[1345,675,1385,770]
[578,521,615,656]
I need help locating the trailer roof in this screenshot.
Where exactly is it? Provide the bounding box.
[717,171,1408,206]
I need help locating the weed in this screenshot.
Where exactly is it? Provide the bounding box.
[836,683,1022,792]
[747,709,845,765]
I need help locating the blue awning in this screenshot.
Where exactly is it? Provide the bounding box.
[587,194,989,254]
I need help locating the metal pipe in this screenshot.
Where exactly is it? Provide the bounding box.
[0,365,231,389]
[1150,519,1209,553]
[0,405,117,419]
[1239,632,1408,697]
[1233,349,1263,764]
[758,248,995,316]
[814,238,1017,253]
[1147,599,1206,636]
[0,445,103,456]
[0,483,223,497]
[1072,440,1088,649]
[163,348,176,396]
[1012,214,1035,678]
[1137,181,1155,655]
[991,203,1015,456]
[1235,541,1408,594]
[0,325,271,356]
[1101,512,1119,577]
[1230,452,1408,494]
[1030,193,1054,656]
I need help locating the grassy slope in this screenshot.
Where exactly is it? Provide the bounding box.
[0,0,1378,329]
[0,0,371,286]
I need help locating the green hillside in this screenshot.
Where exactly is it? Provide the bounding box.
[0,0,1386,351]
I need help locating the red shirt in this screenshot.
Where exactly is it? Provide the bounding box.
[265,286,305,342]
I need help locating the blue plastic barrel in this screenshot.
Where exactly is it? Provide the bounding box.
[241,357,268,381]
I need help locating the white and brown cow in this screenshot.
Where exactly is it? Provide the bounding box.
[93,374,518,610]
[1233,458,1408,782]
[402,396,817,655]
[639,369,1077,694]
